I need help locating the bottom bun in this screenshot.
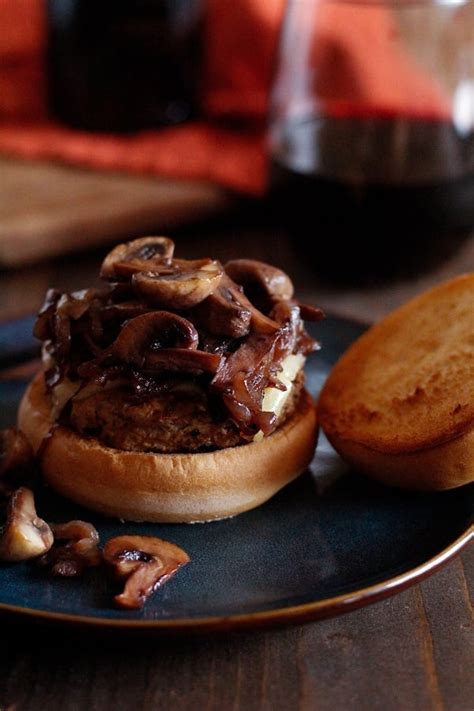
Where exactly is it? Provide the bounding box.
[18,373,318,522]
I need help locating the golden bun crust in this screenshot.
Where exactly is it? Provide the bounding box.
[18,373,318,522]
[319,274,474,491]
[325,429,474,491]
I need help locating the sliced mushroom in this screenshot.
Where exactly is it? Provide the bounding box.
[0,428,35,484]
[191,274,278,338]
[52,520,99,542]
[191,277,252,338]
[144,347,222,375]
[37,520,101,577]
[111,312,199,367]
[132,259,223,309]
[225,259,294,311]
[100,237,175,280]
[103,535,190,610]
[0,488,53,562]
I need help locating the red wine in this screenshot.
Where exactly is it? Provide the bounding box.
[269,115,474,279]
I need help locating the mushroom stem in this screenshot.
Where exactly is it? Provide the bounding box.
[0,488,53,562]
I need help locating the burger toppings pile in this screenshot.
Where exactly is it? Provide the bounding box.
[34,236,323,452]
[0,428,189,609]
[1,238,324,609]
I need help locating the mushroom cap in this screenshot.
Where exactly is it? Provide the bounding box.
[100,236,175,280]
[132,260,223,309]
[225,259,294,303]
[110,311,199,367]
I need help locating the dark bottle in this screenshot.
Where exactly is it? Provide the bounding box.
[47,0,202,132]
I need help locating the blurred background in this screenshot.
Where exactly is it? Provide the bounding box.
[0,0,473,323]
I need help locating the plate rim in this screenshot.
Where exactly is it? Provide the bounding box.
[0,521,472,632]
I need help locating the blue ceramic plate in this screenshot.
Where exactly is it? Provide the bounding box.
[0,316,472,632]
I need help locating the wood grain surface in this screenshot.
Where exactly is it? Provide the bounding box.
[0,191,472,711]
[0,547,472,711]
[0,159,231,267]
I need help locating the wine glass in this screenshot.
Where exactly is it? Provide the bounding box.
[269,0,474,278]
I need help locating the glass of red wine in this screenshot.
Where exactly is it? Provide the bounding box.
[269,0,474,280]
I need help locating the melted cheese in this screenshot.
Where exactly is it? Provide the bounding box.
[253,353,305,441]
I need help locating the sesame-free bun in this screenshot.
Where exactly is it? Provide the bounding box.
[318,274,474,491]
[18,373,318,522]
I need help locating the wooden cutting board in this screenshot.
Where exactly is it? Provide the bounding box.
[0,158,232,267]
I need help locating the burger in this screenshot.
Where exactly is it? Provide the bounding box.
[19,237,323,522]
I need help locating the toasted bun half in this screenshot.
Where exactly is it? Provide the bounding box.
[18,373,318,522]
[318,274,474,491]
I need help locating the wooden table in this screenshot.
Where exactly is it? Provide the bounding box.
[0,204,473,711]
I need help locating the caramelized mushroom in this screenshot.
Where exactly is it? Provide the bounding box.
[0,428,35,484]
[0,488,53,562]
[192,275,278,338]
[111,312,199,367]
[191,277,252,338]
[103,535,190,610]
[132,259,223,309]
[145,347,222,375]
[101,300,151,324]
[100,237,175,280]
[225,259,294,310]
[296,302,325,322]
[52,520,99,542]
[37,520,101,577]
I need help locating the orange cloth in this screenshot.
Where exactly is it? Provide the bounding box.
[306,3,449,120]
[0,0,448,195]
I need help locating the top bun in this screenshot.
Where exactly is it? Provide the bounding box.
[318,274,474,490]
